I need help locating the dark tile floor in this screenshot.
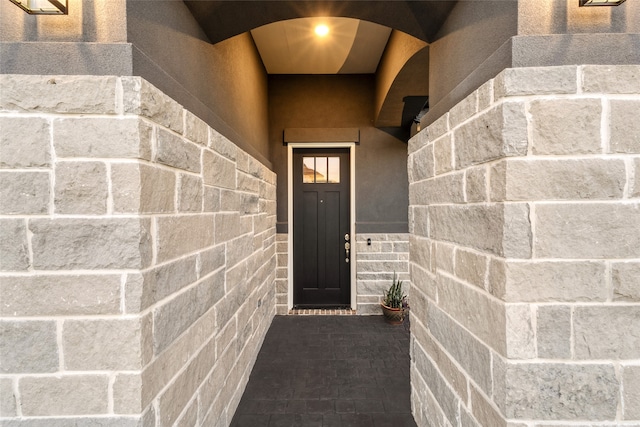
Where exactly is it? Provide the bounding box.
[230,315,417,427]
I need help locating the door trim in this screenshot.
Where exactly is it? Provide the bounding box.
[288,142,356,311]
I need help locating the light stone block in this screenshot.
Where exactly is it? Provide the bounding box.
[63,317,149,370]
[537,305,571,359]
[530,99,602,155]
[54,161,108,214]
[113,373,142,414]
[54,117,152,160]
[199,244,226,278]
[203,149,236,189]
[0,320,58,373]
[204,185,221,212]
[429,204,530,257]
[574,306,640,359]
[435,242,454,275]
[491,158,625,201]
[610,100,640,154]
[0,219,29,271]
[0,171,49,214]
[136,256,199,311]
[408,144,435,183]
[214,212,245,243]
[454,102,527,169]
[612,262,640,301]
[184,111,208,146]
[503,363,619,420]
[0,274,120,316]
[30,218,152,270]
[122,77,184,133]
[434,135,453,175]
[178,173,203,212]
[411,263,437,301]
[210,129,238,160]
[0,117,50,168]
[429,204,503,254]
[408,127,428,155]
[505,304,535,359]
[466,166,486,203]
[141,305,216,407]
[454,249,487,289]
[157,339,216,427]
[411,319,468,403]
[0,418,142,427]
[427,112,449,141]
[412,342,459,426]
[438,274,506,355]
[156,215,214,262]
[410,173,464,206]
[623,365,640,419]
[634,158,640,198]
[0,378,16,416]
[111,162,175,214]
[582,65,640,94]
[153,276,223,354]
[237,171,259,193]
[428,304,492,394]
[534,203,640,259]
[494,66,577,98]
[470,385,506,427]
[449,90,477,128]
[503,261,606,302]
[156,129,201,173]
[19,375,109,416]
[0,75,118,114]
[477,79,494,111]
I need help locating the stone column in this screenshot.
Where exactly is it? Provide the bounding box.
[408,65,640,426]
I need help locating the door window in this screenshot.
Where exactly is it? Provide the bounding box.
[302,156,340,183]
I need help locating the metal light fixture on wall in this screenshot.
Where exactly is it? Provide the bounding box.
[579,0,626,6]
[9,0,68,15]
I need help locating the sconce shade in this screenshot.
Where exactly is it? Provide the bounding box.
[9,0,68,14]
[579,0,626,5]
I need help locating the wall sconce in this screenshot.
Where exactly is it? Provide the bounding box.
[579,0,626,6]
[9,0,68,15]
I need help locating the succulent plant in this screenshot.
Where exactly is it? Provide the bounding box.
[382,272,406,309]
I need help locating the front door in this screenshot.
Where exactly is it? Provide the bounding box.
[293,148,350,307]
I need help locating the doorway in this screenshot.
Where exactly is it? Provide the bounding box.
[289,146,355,308]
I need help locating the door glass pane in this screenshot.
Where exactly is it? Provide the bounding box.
[328,157,340,183]
[303,157,315,183]
[315,157,327,183]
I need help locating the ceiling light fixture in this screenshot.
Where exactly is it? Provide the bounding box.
[579,0,626,6]
[315,24,330,37]
[9,0,68,14]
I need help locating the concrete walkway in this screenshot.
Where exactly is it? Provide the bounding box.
[230,315,417,427]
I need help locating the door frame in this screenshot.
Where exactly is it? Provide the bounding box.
[287,142,356,310]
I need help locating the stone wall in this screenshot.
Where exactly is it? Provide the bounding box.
[274,233,409,314]
[0,75,277,426]
[356,233,410,314]
[408,65,640,426]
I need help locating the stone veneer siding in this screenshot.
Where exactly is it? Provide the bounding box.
[275,233,409,314]
[0,75,277,426]
[408,65,640,426]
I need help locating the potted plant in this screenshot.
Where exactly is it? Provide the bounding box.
[381,272,408,325]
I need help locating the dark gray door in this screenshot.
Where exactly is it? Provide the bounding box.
[293,148,350,307]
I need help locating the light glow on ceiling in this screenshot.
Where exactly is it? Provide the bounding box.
[315,24,330,37]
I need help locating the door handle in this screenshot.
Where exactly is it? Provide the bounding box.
[345,242,350,263]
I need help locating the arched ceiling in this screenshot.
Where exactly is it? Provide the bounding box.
[184,1,457,45]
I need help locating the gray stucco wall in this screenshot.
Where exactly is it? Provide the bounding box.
[126,0,271,166]
[269,74,409,233]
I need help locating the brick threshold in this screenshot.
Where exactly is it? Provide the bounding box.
[288,308,356,315]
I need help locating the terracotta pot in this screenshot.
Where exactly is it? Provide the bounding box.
[381,303,405,325]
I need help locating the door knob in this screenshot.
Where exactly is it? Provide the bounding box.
[344,233,350,241]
